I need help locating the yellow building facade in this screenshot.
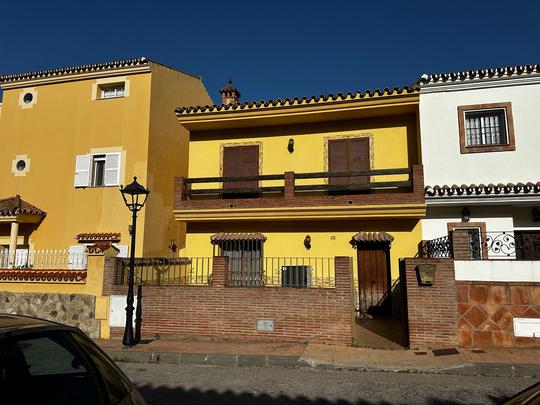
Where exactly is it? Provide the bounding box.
[175,84,425,312]
[0,57,212,258]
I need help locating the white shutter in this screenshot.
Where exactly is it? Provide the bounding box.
[104,152,121,186]
[74,155,91,187]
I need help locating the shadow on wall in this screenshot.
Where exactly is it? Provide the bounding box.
[136,385,509,405]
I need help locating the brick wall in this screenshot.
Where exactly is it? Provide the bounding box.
[105,256,353,344]
[457,281,540,348]
[402,258,458,348]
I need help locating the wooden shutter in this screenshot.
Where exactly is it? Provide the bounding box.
[328,138,369,186]
[223,145,259,190]
[104,152,121,186]
[74,155,91,187]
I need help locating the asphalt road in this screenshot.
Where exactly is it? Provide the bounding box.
[119,362,537,405]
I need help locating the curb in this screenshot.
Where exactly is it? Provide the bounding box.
[105,350,540,378]
[105,350,300,368]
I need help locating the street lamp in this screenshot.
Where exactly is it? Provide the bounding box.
[120,176,149,347]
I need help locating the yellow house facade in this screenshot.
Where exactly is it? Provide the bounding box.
[0,57,212,260]
[175,83,425,314]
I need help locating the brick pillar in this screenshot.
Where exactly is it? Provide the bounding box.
[411,165,424,195]
[284,171,295,199]
[212,256,229,288]
[334,256,354,344]
[174,176,189,202]
[451,230,473,260]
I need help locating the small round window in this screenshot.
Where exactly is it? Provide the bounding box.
[23,93,33,104]
[16,160,26,171]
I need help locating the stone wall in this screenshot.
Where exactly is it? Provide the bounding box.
[0,291,100,338]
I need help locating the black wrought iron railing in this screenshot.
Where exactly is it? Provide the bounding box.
[420,235,453,258]
[226,257,335,288]
[117,257,213,286]
[421,230,537,260]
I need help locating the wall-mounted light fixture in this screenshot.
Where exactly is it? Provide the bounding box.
[287,138,294,153]
[304,235,311,250]
[461,207,471,223]
[168,239,178,254]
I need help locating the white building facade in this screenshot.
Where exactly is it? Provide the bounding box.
[418,65,540,262]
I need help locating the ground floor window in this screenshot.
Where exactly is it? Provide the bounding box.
[211,233,266,287]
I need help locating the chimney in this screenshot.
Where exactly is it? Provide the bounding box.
[220,78,240,106]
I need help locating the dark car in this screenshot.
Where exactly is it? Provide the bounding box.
[0,314,146,404]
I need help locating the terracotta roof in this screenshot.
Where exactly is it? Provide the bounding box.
[415,63,540,87]
[0,195,46,217]
[0,57,149,84]
[75,232,121,242]
[176,86,417,116]
[425,182,540,198]
[351,232,394,244]
[210,232,267,243]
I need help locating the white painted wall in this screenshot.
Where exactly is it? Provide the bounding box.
[419,80,540,186]
[455,260,540,282]
[422,205,515,240]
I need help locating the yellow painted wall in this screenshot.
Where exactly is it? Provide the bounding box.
[0,65,212,256]
[188,115,419,189]
[182,219,421,280]
[0,73,152,255]
[144,63,212,256]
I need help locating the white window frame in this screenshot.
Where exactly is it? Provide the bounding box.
[99,83,126,99]
[74,152,121,188]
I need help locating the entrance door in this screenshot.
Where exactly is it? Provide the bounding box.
[516,231,540,260]
[222,145,259,195]
[357,243,391,316]
[328,138,370,187]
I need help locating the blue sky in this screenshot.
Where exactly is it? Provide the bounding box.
[1,0,539,104]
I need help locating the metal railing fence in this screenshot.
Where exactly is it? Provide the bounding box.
[0,249,87,270]
[117,257,213,286]
[226,256,335,288]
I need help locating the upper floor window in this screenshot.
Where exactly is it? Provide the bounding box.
[99,83,125,99]
[458,102,515,154]
[74,152,121,188]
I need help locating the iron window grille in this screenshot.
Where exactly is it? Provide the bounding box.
[464,108,508,147]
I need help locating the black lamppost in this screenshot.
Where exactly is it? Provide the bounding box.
[120,177,149,347]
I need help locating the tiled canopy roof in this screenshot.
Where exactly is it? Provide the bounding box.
[0,57,150,83]
[176,86,417,116]
[210,232,267,243]
[416,63,540,87]
[425,182,540,198]
[75,232,121,242]
[0,195,46,217]
[351,232,394,244]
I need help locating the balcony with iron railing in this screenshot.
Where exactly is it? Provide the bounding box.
[174,165,425,220]
[420,230,539,260]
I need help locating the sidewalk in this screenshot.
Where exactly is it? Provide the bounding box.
[96,338,540,378]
